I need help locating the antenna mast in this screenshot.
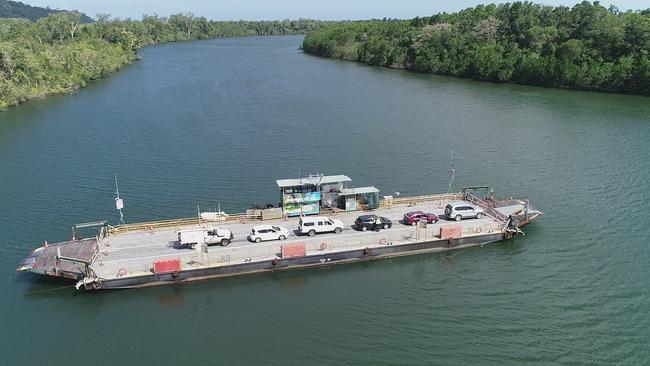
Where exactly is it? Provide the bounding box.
[447,150,455,193]
[114,173,125,225]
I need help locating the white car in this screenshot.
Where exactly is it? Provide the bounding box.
[248,225,291,243]
[298,216,344,236]
[444,202,485,221]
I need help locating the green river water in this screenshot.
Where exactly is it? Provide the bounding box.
[1,35,649,365]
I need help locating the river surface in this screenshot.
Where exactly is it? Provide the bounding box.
[1,35,649,365]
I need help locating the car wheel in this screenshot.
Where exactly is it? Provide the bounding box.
[476,213,483,219]
[411,221,416,226]
[361,226,368,232]
[455,215,462,222]
[383,224,389,230]
[334,227,342,234]
[190,243,196,249]
[279,235,286,240]
[308,230,316,237]
[220,239,230,247]
[255,237,262,243]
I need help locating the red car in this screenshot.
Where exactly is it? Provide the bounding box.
[403,211,439,226]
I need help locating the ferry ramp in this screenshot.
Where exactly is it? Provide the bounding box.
[17,238,98,280]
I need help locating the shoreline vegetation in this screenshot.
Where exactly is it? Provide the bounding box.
[302,1,650,96]
[0,13,329,109]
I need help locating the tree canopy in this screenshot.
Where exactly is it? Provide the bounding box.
[302,2,650,95]
[0,14,330,108]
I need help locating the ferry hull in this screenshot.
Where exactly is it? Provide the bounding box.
[95,232,505,290]
[17,190,542,291]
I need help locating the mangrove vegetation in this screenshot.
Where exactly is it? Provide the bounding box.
[0,13,328,108]
[302,1,650,95]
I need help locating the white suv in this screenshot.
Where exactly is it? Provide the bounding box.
[248,225,290,243]
[445,202,485,221]
[298,216,344,236]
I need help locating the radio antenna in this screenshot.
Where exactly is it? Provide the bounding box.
[447,150,455,193]
[114,173,125,225]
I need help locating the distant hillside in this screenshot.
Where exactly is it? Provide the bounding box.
[0,0,93,22]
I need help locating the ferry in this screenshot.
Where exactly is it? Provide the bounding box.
[16,175,542,290]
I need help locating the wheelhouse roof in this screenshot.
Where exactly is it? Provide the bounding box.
[339,186,379,195]
[276,175,351,188]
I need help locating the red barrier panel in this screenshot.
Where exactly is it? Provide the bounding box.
[440,225,462,240]
[282,243,306,258]
[154,258,181,273]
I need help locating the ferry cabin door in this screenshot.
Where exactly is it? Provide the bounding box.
[366,192,379,209]
[346,196,357,211]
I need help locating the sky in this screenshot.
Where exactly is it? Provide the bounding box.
[21,0,650,20]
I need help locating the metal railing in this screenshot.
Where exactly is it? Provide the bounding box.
[464,192,508,222]
[107,212,264,235]
[380,193,461,208]
[107,192,463,235]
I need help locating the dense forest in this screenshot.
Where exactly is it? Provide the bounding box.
[0,0,92,22]
[0,13,328,108]
[302,1,650,95]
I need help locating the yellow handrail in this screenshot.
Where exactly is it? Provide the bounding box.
[107,193,463,235]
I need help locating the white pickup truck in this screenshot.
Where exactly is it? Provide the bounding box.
[177,228,234,248]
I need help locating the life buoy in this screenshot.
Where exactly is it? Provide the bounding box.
[505,231,513,239]
[171,271,179,279]
[319,242,328,251]
[475,226,483,234]
[117,268,127,277]
[272,258,279,266]
[92,281,103,290]
[378,238,387,245]
[363,247,369,255]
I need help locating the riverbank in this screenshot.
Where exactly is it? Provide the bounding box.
[0,15,328,109]
[2,35,650,365]
[301,2,650,96]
